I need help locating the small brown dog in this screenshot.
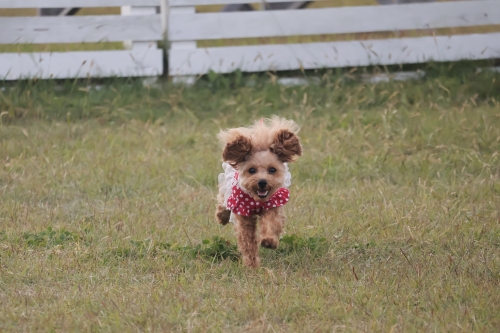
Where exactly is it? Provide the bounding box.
[215,116,302,268]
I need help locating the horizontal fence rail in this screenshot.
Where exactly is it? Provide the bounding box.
[0,0,159,8]
[2,16,162,44]
[0,1,163,80]
[167,0,479,6]
[1,49,162,79]
[170,33,500,75]
[169,0,319,5]
[169,1,500,41]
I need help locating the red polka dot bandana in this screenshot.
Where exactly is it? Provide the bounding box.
[226,173,290,217]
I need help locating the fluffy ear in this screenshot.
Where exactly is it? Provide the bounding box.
[270,130,302,162]
[222,135,252,167]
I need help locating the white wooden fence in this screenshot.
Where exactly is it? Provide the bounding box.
[0,0,163,80]
[168,0,500,78]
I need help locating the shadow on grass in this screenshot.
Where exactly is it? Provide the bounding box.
[5,227,331,264]
[277,234,327,256]
[105,234,330,264]
[20,227,88,248]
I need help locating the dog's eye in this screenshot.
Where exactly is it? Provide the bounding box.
[268,167,277,174]
[248,168,256,174]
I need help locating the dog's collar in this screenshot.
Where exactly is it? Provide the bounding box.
[226,174,290,217]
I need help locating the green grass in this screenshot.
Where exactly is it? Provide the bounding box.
[1,65,500,331]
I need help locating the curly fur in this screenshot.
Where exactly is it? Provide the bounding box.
[216,116,302,268]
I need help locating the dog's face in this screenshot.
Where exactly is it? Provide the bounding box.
[219,117,302,202]
[237,150,286,201]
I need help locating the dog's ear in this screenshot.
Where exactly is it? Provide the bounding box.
[270,130,302,163]
[222,135,252,167]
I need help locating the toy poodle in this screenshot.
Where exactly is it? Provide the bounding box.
[215,116,302,268]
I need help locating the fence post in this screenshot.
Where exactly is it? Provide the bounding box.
[169,5,197,85]
[121,5,158,52]
[160,0,169,40]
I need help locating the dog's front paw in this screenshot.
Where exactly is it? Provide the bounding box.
[260,237,279,249]
[215,206,231,225]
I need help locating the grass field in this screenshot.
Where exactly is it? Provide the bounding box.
[1,64,500,331]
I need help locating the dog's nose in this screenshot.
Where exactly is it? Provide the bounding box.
[258,180,267,188]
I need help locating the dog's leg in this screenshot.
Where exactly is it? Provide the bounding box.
[234,215,260,268]
[215,190,230,225]
[259,207,285,249]
[215,205,231,225]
